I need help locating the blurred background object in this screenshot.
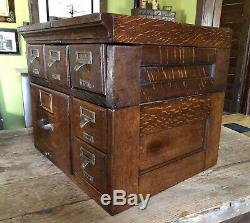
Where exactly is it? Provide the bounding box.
[132,0,176,21]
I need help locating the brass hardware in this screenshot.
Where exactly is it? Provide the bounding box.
[80,146,95,166]
[74,51,92,71]
[30,49,39,64]
[39,90,53,113]
[38,118,54,131]
[83,132,94,143]
[48,50,60,67]
[79,79,92,89]
[82,171,94,183]
[79,106,95,128]
[44,151,53,160]
[32,69,40,76]
[51,73,61,81]
[81,159,90,169]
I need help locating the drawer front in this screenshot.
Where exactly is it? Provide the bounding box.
[31,84,71,174]
[72,137,107,193]
[70,44,105,94]
[140,120,206,170]
[72,98,107,152]
[45,45,69,88]
[27,45,45,79]
[140,95,211,170]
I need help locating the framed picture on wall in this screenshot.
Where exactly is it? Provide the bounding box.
[0,0,9,16]
[37,0,107,23]
[0,29,19,54]
[0,0,16,23]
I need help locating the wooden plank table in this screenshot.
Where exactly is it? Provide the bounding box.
[0,127,250,223]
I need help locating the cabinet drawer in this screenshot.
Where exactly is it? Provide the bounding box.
[72,137,107,194]
[45,45,69,88]
[31,84,71,174]
[27,45,45,79]
[70,44,106,94]
[140,120,206,170]
[72,98,107,153]
[140,94,211,170]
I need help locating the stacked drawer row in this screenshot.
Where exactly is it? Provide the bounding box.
[28,44,106,93]
[31,84,108,194]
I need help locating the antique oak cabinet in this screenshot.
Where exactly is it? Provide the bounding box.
[18,13,231,215]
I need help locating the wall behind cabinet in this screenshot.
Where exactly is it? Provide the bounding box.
[107,0,197,24]
[0,0,29,130]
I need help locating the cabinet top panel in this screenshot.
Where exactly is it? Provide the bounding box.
[18,13,231,49]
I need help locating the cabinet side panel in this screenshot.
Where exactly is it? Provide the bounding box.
[106,46,141,108]
[107,106,140,214]
[139,151,205,196]
[205,92,225,168]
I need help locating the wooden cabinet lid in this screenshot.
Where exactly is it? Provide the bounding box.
[18,13,231,49]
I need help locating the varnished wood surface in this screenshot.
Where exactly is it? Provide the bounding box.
[44,45,70,88]
[71,98,108,152]
[1,127,250,222]
[140,120,206,170]
[140,95,211,135]
[31,84,71,175]
[19,12,231,216]
[18,13,231,49]
[106,106,140,214]
[72,137,107,194]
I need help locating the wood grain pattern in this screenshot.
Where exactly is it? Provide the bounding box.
[1,128,250,222]
[0,173,89,221]
[141,46,217,66]
[140,95,211,135]
[141,65,212,84]
[140,65,214,102]
[107,106,140,215]
[113,15,231,48]
[31,84,71,175]
[106,46,141,108]
[18,14,231,49]
[205,92,225,168]
[140,120,206,170]
[71,98,108,152]
[45,45,70,88]
[141,77,214,102]
[139,151,206,196]
[70,44,106,95]
[72,137,107,194]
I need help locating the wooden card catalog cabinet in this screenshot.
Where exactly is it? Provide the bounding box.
[18,13,231,215]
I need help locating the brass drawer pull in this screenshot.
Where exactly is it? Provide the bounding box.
[74,51,92,71]
[39,90,53,113]
[80,106,95,128]
[83,132,94,143]
[48,50,60,67]
[79,79,92,89]
[81,159,91,169]
[44,151,53,160]
[82,170,94,183]
[51,73,61,81]
[80,146,95,167]
[33,69,40,76]
[30,49,39,64]
[38,118,54,131]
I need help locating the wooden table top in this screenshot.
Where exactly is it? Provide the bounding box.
[0,127,250,223]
